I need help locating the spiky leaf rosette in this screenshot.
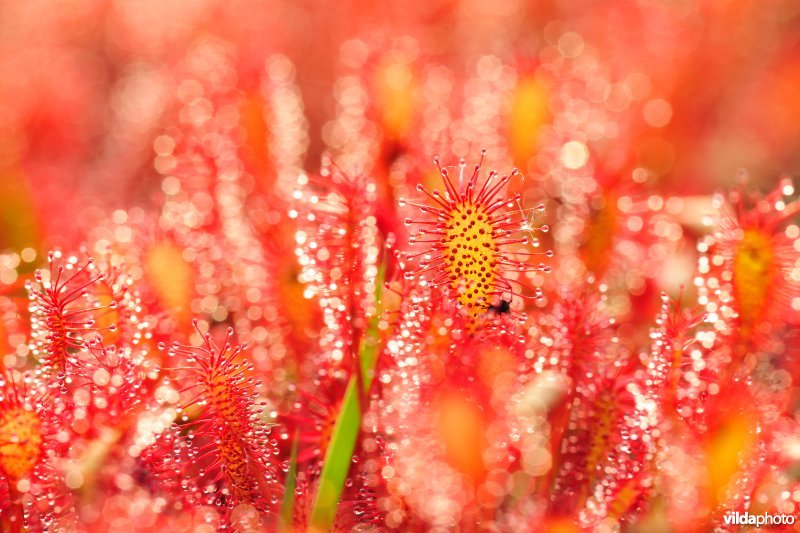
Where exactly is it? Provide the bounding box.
[144,322,278,529]
[542,294,702,528]
[657,295,714,429]
[25,252,156,438]
[400,154,550,333]
[0,372,74,532]
[696,176,800,349]
[26,252,116,383]
[66,258,155,432]
[291,158,382,370]
[548,353,640,518]
[526,282,614,379]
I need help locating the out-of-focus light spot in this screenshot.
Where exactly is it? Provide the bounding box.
[625,72,652,101]
[626,216,643,232]
[560,141,589,169]
[632,167,649,184]
[114,226,133,243]
[153,135,175,156]
[20,248,36,262]
[267,54,295,82]
[558,32,584,58]
[65,469,84,489]
[0,269,17,285]
[643,98,672,127]
[93,368,111,386]
[162,176,180,195]
[665,197,684,215]
[647,195,664,211]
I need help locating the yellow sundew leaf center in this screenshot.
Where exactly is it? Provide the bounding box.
[441,201,499,320]
[218,428,256,501]
[607,477,641,519]
[585,393,614,486]
[0,406,42,480]
[145,241,192,321]
[207,370,238,428]
[732,228,774,326]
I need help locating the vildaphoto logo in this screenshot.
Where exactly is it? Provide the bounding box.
[723,511,796,527]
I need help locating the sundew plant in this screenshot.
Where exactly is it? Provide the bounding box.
[0,2,799,532]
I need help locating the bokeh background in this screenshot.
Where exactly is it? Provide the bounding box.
[1,2,800,531]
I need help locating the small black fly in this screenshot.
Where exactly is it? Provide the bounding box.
[487,297,512,315]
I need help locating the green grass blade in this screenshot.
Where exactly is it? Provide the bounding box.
[359,268,384,390]
[308,378,361,529]
[278,432,299,532]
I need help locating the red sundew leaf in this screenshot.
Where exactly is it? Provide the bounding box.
[144,322,279,527]
[696,176,800,351]
[550,294,688,526]
[400,153,551,333]
[26,252,109,379]
[292,158,383,371]
[0,372,74,531]
[24,251,155,439]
